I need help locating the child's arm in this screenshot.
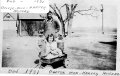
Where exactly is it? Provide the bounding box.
[57,49,63,56]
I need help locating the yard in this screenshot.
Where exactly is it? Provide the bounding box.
[2,30,117,70]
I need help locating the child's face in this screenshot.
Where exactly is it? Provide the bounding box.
[48,36,54,43]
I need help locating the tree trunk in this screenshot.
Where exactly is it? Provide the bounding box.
[67,18,73,36]
[60,21,65,37]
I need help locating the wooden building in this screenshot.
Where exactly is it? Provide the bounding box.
[16,13,45,36]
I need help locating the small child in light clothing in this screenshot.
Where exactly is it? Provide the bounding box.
[44,34,63,59]
[37,31,46,57]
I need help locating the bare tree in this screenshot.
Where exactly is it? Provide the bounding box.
[63,4,99,35]
[62,4,78,36]
[49,4,66,36]
[40,3,99,37]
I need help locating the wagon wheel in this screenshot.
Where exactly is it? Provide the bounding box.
[64,58,70,68]
[34,59,44,69]
[64,56,74,68]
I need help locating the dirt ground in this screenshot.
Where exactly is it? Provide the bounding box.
[2,30,117,70]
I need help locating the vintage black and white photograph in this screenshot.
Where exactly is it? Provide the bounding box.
[2,0,117,70]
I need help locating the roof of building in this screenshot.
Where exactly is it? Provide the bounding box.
[3,13,46,20]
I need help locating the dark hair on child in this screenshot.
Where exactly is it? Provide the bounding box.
[46,34,55,42]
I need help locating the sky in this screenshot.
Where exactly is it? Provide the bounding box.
[3,0,118,32]
[49,0,117,31]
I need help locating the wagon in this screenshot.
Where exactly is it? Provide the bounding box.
[40,53,67,69]
[35,40,69,69]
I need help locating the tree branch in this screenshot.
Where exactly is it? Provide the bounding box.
[64,17,69,24]
[71,4,78,18]
[60,3,67,9]
[74,6,99,18]
[72,4,78,12]
[49,5,61,20]
[54,4,63,21]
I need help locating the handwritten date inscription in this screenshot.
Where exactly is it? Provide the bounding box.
[7,0,44,3]
[1,0,49,13]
